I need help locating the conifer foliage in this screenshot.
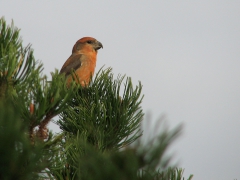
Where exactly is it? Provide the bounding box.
[0,17,193,180]
[59,69,144,151]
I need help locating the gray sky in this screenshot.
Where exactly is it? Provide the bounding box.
[1,1,240,179]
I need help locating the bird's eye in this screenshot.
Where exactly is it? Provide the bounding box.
[87,40,92,44]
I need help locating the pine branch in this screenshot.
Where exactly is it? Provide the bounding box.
[0,101,46,180]
[58,68,144,151]
[0,17,40,99]
[0,17,75,142]
[48,125,193,180]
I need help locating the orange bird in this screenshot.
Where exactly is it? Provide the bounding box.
[60,37,103,87]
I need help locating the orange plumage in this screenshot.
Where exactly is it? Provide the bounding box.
[60,37,103,87]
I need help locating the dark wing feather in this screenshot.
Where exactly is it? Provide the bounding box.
[60,54,82,76]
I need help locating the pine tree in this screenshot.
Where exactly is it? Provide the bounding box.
[0,17,193,180]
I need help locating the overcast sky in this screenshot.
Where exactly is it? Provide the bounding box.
[1,1,240,179]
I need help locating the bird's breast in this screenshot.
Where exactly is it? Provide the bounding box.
[73,55,96,86]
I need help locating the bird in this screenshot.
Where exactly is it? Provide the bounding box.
[60,37,103,87]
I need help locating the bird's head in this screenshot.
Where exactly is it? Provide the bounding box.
[72,37,103,54]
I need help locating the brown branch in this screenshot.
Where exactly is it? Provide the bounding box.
[29,123,37,144]
[36,110,57,141]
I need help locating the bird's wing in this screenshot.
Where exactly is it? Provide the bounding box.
[60,54,83,76]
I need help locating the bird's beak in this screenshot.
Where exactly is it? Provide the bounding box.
[94,41,103,50]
